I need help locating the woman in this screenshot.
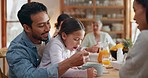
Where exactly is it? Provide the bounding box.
[40,18,96,78]
[119,0,148,78]
[81,20,116,52]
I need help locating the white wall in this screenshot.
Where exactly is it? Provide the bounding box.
[0,1,2,48]
[31,0,60,37]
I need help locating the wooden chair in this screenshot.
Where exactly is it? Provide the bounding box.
[0,48,7,75]
[0,68,8,78]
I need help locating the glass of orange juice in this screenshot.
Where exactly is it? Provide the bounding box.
[98,50,111,65]
[98,42,111,68]
[102,50,110,65]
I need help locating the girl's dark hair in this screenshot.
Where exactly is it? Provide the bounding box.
[136,0,148,23]
[59,18,85,35]
[17,2,48,27]
[55,14,71,29]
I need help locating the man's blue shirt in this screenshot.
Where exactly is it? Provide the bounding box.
[6,31,58,78]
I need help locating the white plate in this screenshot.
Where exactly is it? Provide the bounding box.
[110,61,122,70]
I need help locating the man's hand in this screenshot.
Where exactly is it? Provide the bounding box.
[68,50,89,67]
[58,50,89,77]
[87,68,97,78]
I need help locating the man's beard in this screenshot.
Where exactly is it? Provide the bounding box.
[32,34,48,42]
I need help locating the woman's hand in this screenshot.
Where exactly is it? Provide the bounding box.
[85,45,99,53]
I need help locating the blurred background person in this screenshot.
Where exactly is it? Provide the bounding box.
[81,20,116,52]
[52,13,71,38]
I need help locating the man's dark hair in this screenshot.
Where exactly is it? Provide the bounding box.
[17,2,48,27]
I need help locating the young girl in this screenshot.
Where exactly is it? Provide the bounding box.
[40,18,96,78]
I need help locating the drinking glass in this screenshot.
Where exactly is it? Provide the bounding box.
[98,42,111,74]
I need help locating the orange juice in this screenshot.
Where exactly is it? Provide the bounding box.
[102,59,110,65]
[98,50,110,65]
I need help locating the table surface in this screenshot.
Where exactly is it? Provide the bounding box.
[0,48,120,77]
[97,68,119,78]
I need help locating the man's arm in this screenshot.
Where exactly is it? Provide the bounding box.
[7,47,88,78]
[6,49,58,78]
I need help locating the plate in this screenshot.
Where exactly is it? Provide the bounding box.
[110,61,122,70]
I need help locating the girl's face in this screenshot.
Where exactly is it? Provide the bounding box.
[133,1,148,31]
[62,30,85,51]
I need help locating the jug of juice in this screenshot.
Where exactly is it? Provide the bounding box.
[98,42,111,65]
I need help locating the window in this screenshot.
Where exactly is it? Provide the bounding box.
[1,0,30,47]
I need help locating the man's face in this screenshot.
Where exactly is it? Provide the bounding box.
[29,12,51,43]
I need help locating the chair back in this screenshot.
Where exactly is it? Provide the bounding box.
[0,68,8,78]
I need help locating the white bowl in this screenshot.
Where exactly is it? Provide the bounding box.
[110,61,122,70]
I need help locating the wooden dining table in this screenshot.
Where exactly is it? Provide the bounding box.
[97,68,119,78]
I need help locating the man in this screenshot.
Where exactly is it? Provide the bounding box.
[6,2,89,78]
